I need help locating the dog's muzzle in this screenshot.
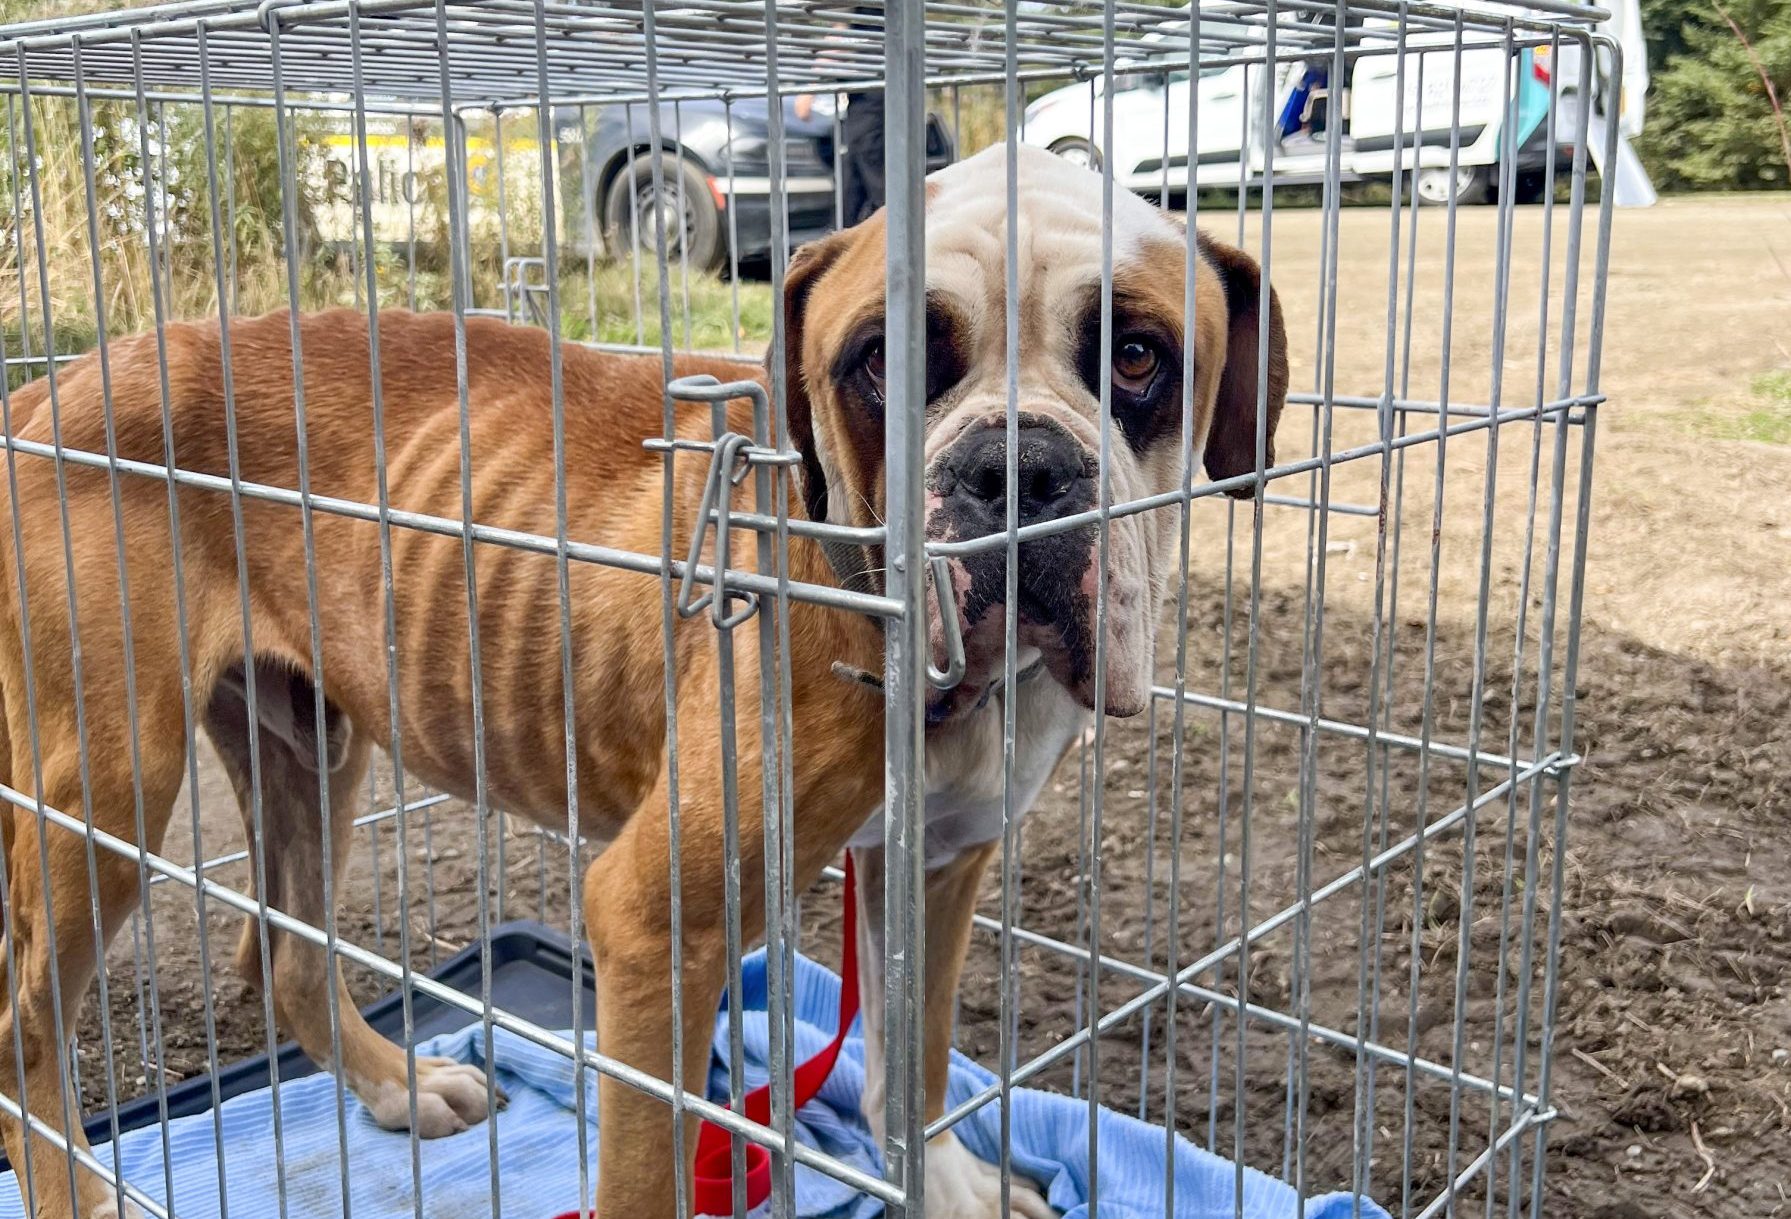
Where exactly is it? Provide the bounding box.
[935,417,1091,537]
[925,415,1103,719]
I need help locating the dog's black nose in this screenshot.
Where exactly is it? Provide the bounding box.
[939,421,1090,535]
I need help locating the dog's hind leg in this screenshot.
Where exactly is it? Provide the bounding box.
[204,660,499,1139]
[0,677,186,1219]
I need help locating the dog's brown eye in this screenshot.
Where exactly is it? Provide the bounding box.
[864,340,887,395]
[1113,336,1159,391]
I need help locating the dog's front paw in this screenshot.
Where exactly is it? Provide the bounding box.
[79,1197,148,1219]
[925,1131,1057,1219]
[45,1176,149,1219]
[363,1056,507,1138]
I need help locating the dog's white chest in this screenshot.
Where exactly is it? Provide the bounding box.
[847,672,1087,871]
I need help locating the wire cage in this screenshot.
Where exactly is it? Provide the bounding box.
[0,0,1615,1217]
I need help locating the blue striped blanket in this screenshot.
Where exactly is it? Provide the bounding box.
[0,951,1388,1219]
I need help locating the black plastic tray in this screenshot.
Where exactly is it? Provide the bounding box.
[0,921,595,1174]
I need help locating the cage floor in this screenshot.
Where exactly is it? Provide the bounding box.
[3,922,593,1174]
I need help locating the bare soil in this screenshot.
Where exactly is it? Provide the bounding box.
[63,195,1791,1217]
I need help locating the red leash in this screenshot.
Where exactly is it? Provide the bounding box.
[553,855,860,1219]
[693,853,860,1215]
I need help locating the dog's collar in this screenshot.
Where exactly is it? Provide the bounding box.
[820,536,1047,705]
[970,653,1047,712]
[830,653,1046,706]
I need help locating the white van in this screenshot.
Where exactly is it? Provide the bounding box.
[1018,0,1647,204]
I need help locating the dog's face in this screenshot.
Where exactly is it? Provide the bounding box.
[780,144,1287,725]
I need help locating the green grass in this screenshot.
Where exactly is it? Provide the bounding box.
[1679,368,1791,446]
[1730,370,1791,445]
[4,318,99,393]
[333,253,776,351]
[4,262,774,397]
[283,254,776,354]
[557,261,775,352]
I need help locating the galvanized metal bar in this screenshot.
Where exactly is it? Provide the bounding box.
[1442,18,1519,1209]
[120,27,194,1215]
[726,97,744,352]
[269,18,346,1213]
[0,433,902,618]
[528,1,586,1207]
[1085,0,1120,1205]
[1398,21,1468,1214]
[930,754,1566,1139]
[0,0,1608,100]
[1526,30,1618,1211]
[1208,66,1253,1154]
[1417,1108,1553,1219]
[1362,26,1424,1209]
[1350,2,1414,1202]
[924,394,1593,559]
[882,0,929,1209]
[0,70,54,1219]
[999,1,1024,1209]
[1490,28,1568,1213]
[907,901,1546,1112]
[632,8,705,1215]
[190,36,252,1210]
[68,42,153,1218]
[1158,0,1205,1203]
[8,58,101,1217]
[427,6,486,1213]
[755,5,799,1212]
[1231,1,1279,1202]
[155,794,457,887]
[0,1090,171,1219]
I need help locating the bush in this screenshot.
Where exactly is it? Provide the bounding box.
[1636,0,1791,190]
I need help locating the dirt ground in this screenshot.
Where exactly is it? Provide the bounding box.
[57,193,1791,1217]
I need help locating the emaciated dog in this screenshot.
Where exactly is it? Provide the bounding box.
[0,144,1283,1218]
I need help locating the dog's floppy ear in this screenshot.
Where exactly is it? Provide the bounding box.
[1196,232,1288,498]
[773,230,852,524]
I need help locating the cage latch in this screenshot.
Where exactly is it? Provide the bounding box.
[653,431,793,630]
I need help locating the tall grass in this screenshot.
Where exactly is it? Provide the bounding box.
[2,91,353,363]
[557,260,776,352]
[1,79,775,392]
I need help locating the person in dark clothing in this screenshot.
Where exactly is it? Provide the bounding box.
[838,90,886,224]
[795,5,885,226]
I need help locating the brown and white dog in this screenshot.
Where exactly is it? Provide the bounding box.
[0,144,1282,1219]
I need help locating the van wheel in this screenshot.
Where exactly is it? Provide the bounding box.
[1414,165,1492,205]
[1049,137,1103,172]
[1512,170,1550,205]
[603,152,723,273]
